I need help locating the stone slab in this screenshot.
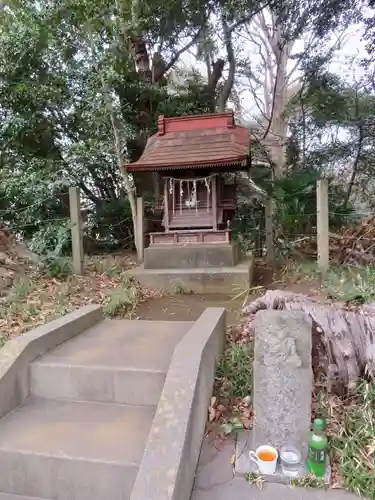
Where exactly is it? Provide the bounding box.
[0,397,155,500]
[130,307,226,500]
[0,495,52,500]
[31,319,192,370]
[144,243,240,269]
[129,260,253,294]
[31,319,192,405]
[251,310,313,450]
[191,477,359,500]
[0,305,103,419]
[194,436,235,491]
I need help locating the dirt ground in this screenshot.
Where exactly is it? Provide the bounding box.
[132,262,302,325]
[133,263,283,325]
[134,294,245,327]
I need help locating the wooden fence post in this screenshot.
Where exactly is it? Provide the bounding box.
[265,197,275,265]
[69,187,84,275]
[136,196,144,262]
[316,179,329,275]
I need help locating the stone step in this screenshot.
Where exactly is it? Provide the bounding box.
[31,319,192,406]
[0,397,155,500]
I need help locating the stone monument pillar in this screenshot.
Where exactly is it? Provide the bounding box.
[235,310,313,480]
[251,310,312,449]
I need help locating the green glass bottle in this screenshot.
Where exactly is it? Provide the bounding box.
[306,418,328,477]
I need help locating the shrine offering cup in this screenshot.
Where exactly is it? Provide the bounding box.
[249,445,278,475]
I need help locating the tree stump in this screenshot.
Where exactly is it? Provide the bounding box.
[243,290,375,394]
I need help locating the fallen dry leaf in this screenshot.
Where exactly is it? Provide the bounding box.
[241,417,253,429]
[208,410,215,422]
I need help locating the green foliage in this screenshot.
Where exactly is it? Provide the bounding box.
[221,416,245,435]
[94,256,123,277]
[215,342,253,399]
[288,65,375,213]
[330,381,375,499]
[0,276,38,323]
[286,262,375,303]
[173,284,192,294]
[0,0,370,257]
[103,275,140,317]
[246,472,265,489]
[85,197,134,251]
[43,256,73,279]
[273,168,320,237]
[0,0,213,252]
[290,474,326,489]
[7,277,37,303]
[245,165,356,257]
[29,220,72,256]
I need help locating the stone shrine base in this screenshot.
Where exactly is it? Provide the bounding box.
[144,242,240,269]
[128,260,253,294]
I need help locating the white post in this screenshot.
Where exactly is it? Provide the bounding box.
[316,179,329,275]
[136,196,144,262]
[69,187,84,275]
[265,197,275,265]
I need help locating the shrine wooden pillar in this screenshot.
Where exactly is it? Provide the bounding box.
[212,175,217,230]
[164,179,169,232]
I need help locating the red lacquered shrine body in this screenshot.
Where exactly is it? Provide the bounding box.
[127,111,250,248]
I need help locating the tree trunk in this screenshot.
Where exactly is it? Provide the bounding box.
[244,290,375,394]
[268,48,288,177]
[204,59,224,111]
[248,10,293,178]
[265,19,289,178]
[343,86,363,208]
[217,18,235,112]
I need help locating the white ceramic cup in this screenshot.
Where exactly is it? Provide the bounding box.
[249,445,278,475]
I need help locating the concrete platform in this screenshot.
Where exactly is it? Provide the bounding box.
[144,243,240,269]
[192,435,356,500]
[0,398,154,500]
[192,477,358,500]
[31,319,192,406]
[235,430,331,485]
[129,260,253,294]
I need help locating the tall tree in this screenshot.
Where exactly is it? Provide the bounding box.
[0,0,215,249]
[237,0,360,177]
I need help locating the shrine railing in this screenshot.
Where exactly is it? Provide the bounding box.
[150,229,231,246]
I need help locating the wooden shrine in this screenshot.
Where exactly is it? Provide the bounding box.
[127,111,250,256]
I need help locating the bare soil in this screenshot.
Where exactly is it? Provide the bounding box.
[135,293,245,326]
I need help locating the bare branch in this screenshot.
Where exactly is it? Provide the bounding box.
[247,74,269,119]
[164,25,205,73]
[258,9,278,55]
[260,49,281,141]
[287,34,314,81]
[228,1,271,35]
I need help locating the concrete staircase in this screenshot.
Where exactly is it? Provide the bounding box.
[0,318,193,500]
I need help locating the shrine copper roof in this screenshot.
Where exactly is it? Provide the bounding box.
[126,111,250,172]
